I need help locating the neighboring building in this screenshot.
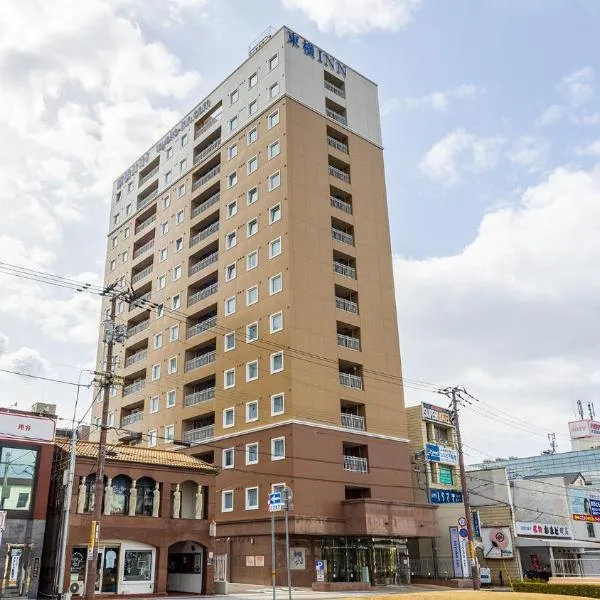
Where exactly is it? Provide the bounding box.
[41,439,218,596]
[568,418,600,451]
[92,25,436,586]
[0,409,56,598]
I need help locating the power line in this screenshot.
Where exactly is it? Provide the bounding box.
[0,368,91,388]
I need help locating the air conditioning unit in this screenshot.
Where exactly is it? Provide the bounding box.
[69,581,85,596]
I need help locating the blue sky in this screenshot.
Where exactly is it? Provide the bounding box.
[1,0,599,459]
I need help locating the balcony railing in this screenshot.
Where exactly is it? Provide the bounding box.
[137,188,158,211]
[184,387,216,407]
[191,192,220,219]
[327,136,348,154]
[325,80,346,99]
[188,283,218,307]
[339,372,363,390]
[183,424,215,443]
[326,107,347,126]
[194,138,221,165]
[335,296,358,314]
[192,165,220,192]
[125,349,147,367]
[341,413,366,431]
[194,116,219,140]
[185,350,217,373]
[138,164,159,188]
[330,196,352,214]
[190,222,219,248]
[343,455,368,473]
[187,315,218,339]
[329,165,350,184]
[135,213,156,234]
[129,292,151,311]
[131,265,153,285]
[126,319,150,338]
[121,412,144,427]
[333,261,356,280]
[337,333,361,351]
[189,252,218,276]
[133,239,154,259]
[332,227,354,246]
[123,380,145,396]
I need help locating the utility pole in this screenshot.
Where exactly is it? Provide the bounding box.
[415,451,439,578]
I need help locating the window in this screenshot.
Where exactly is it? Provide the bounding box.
[148,430,157,447]
[269,203,281,224]
[248,100,257,116]
[152,363,161,380]
[126,204,132,216]
[227,171,238,188]
[224,368,235,389]
[269,54,279,70]
[225,296,236,316]
[122,250,128,263]
[230,88,239,105]
[124,226,130,239]
[228,143,238,160]
[271,437,285,460]
[159,247,168,262]
[157,304,164,318]
[173,265,182,281]
[222,448,234,468]
[117,300,124,315]
[168,357,177,374]
[176,209,184,224]
[225,262,237,282]
[229,116,238,132]
[158,274,166,290]
[222,490,233,512]
[154,333,163,349]
[224,332,236,352]
[268,140,280,160]
[270,311,283,333]
[438,465,454,485]
[249,72,257,88]
[246,322,258,343]
[162,195,171,209]
[175,237,184,252]
[246,360,259,382]
[245,487,259,510]
[268,171,280,191]
[271,393,284,415]
[167,147,173,159]
[246,442,259,464]
[170,324,179,342]
[172,294,181,309]
[150,396,159,413]
[269,82,280,99]
[110,386,117,397]
[128,181,134,192]
[247,156,258,175]
[247,186,258,205]
[0,446,37,511]
[247,250,258,271]
[181,133,188,147]
[112,236,118,248]
[268,110,280,129]
[587,523,596,538]
[109,259,116,272]
[223,407,235,428]
[269,237,282,258]
[226,230,237,249]
[165,425,175,443]
[165,171,172,184]
[269,273,283,295]
[226,200,238,219]
[270,351,284,373]
[246,285,258,306]
[180,158,187,173]
[247,127,258,145]
[246,401,258,423]
[178,183,186,198]
[113,213,120,226]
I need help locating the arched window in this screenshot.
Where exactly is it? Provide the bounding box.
[136,477,155,516]
[180,480,197,519]
[111,475,132,515]
[84,475,97,513]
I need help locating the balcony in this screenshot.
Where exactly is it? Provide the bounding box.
[329,165,350,184]
[133,239,154,259]
[343,455,368,473]
[190,222,219,248]
[183,424,215,443]
[137,188,158,212]
[129,292,151,311]
[121,412,144,427]
[194,116,219,140]
[326,107,347,126]
[184,387,216,407]
[188,283,218,307]
[327,136,348,154]
[126,319,149,338]
[124,380,145,396]
[191,191,220,219]
[187,315,217,339]
[339,372,363,390]
[189,252,218,276]
[325,80,346,99]
[131,265,153,285]
[192,165,220,192]
[135,213,156,235]
[337,333,361,351]
[185,350,216,373]
[335,296,358,314]
[332,227,354,246]
[125,349,147,367]
[194,138,221,165]
[330,195,352,214]
[138,164,159,188]
[333,261,356,280]
[341,413,366,431]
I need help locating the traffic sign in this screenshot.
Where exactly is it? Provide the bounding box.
[458,516,467,527]
[315,560,324,571]
[459,527,469,538]
[268,492,283,512]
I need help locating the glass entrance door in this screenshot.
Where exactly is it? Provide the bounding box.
[95,547,120,593]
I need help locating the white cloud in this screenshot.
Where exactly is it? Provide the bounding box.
[0,347,51,379]
[405,84,481,112]
[281,0,420,35]
[506,136,549,172]
[419,129,504,185]
[558,66,594,107]
[576,139,600,155]
[396,165,600,457]
[536,104,564,127]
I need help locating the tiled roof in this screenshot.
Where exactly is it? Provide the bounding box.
[55,438,218,474]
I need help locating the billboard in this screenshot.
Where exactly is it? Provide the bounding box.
[426,442,458,465]
[422,403,454,426]
[0,412,56,442]
[569,488,600,523]
[515,521,572,538]
[568,420,600,439]
[481,527,514,559]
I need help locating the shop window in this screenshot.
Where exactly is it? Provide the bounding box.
[135,477,156,516]
[123,550,153,581]
[0,445,38,512]
[111,474,132,514]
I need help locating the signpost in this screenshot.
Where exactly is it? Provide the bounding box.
[268,492,281,600]
[315,560,325,582]
[268,489,293,600]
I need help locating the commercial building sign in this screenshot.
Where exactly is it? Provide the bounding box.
[422,402,454,426]
[481,527,514,559]
[516,521,572,538]
[0,412,56,442]
[426,442,458,465]
[430,489,463,504]
[568,419,600,439]
[569,488,600,523]
[286,28,347,78]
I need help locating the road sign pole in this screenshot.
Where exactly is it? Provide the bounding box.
[284,503,292,600]
[271,511,276,600]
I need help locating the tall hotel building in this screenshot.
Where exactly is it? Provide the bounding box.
[93,27,435,586]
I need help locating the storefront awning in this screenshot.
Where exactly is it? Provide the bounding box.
[517,537,600,550]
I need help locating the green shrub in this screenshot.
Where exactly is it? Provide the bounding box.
[513,581,600,598]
